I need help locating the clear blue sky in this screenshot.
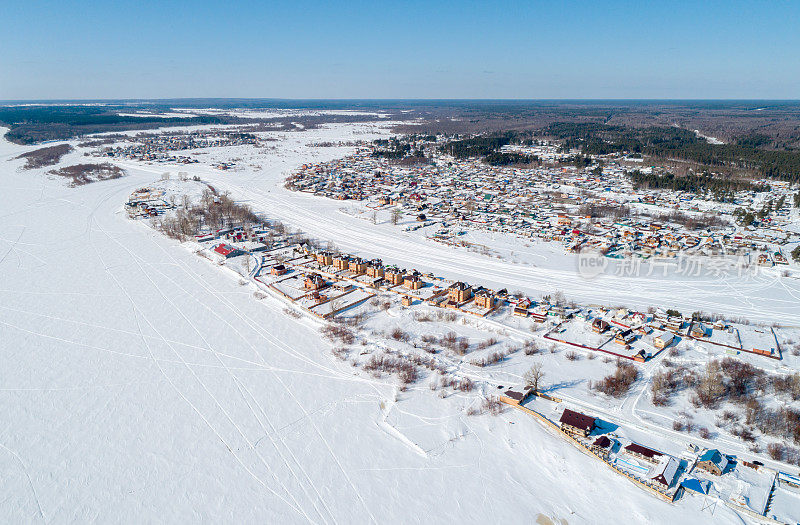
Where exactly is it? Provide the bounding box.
[2,0,799,100]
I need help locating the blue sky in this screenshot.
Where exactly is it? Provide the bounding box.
[2,0,799,100]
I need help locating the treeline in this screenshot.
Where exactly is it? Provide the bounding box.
[0,105,241,144]
[439,134,516,158]
[483,152,539,166]
[628,170,768,196]
[372,138,426,162]
[543,122,800,182]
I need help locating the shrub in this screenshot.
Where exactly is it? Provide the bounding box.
[593,360,639,397]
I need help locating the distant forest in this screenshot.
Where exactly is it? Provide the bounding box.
[542,122,800,183]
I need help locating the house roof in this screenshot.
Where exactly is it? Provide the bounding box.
[651,456,679,487]
[559,408,595,432]
[699,449,729,471]
[593,435,611,449]
[213,243,236,256]
[681,478,709,495]
[624,443,663,459]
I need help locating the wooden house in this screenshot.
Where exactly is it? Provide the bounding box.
[650,456,679,489]
[654,332,674,350]
[624,443,663,464]
[592,318,610,333]
[559,408,595,437]
[615,329,636,346]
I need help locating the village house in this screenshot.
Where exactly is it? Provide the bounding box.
[304,274,326,291]
[624,443,663,464]
[592,318,610,333]
[654,332,674,350]
[500,387,532,406]
[474,290,496,309]
[650,455,679,490]
[696,449,729,476]
[590,435,614,459]
[385,267,406,285]
[212,243,243,259]
[559,408,596,437]
[403,272,424,290]
[271,264,287,276]
[513,298,531,316]
[316,252,333,266]
[448,282,472,304]
[333,255,350,271]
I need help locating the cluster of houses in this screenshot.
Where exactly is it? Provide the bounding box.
[124,187,176,218]
[286,140,799,265]
[558,406,733,496]
[97,130,260,166]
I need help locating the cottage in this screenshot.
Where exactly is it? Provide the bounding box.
[590,435,613,458]
[448,282,472,303]
[474,290,496,309]
[696,449,729,476]
[592,318,610,333]
[404,273,423,290]
[650,455,679,489]
[348,258,368,274]
[401,295,413,307]
[271,264,287,276]
[316,252,333,266]
[304,274,326,291]
[385,268,406,285]
[333,256,350,271]
[654,332,674,350]
[559,408,596,437]
[212,243,242,258]
[615,328,636,345]
[624,443,663,464]
[366,260,384,278]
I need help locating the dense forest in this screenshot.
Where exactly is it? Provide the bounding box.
[543,122,800,183]
[628,170,768,199]
[0,105,243,144]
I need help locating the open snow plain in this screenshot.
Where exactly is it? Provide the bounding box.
[0,121,768,523]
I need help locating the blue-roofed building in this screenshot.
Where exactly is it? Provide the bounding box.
[681,478,710,495]
[697,449,729,476]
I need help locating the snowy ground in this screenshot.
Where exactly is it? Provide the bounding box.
[0,122,768,523]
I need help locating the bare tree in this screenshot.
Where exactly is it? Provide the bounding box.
[523,363,545,393]
[391,208,403,225]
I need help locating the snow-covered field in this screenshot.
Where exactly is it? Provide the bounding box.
[0,121,773,523]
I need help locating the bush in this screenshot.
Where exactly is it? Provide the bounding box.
[593,360,639,397]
